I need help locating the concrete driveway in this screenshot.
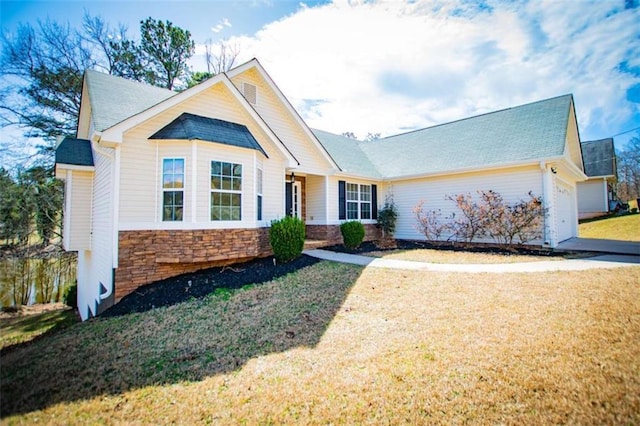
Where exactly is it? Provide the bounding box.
[556,237,640,256]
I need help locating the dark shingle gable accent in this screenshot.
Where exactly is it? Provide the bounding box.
[55,137,94,167]
[149,113,268,157]
[581,138,616,177]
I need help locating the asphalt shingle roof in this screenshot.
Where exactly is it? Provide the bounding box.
[85,69,175,131]
[581,138,616,177]
[314,95,574,180]
[149,113,268,157]
[312,129,381,178]
[55,137,94,166]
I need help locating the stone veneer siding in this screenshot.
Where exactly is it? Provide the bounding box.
[116,228,271,299]
[306,224,380,245]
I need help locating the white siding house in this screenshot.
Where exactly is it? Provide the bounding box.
[56,58,588,320]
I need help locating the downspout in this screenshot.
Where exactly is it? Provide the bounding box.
[540,161,549,246]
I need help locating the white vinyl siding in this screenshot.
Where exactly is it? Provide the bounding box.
[64,171,93,251]
[231,69,334,175]
[577,179,608,218]
[118,81,288,229]
[305,175,327,223]
[390,166,543,243]
[76,147,115,320]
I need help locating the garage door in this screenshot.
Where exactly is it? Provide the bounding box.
[556,182,575,242]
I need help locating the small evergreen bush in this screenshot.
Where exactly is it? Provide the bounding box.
[377,195,398,238]
[63,283,77,307]
[340,220,365,249]
[269,216,306,262]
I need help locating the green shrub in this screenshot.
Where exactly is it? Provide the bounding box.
[340,220,365,249]
[269,216,306,262]
[377,195,398,238]
[63,283,77,308]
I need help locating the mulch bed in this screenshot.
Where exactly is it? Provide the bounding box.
[324,239,569,257]
[102,255,321,317]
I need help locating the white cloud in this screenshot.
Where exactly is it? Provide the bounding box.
[211,18,232,33]
[228,0,639,141]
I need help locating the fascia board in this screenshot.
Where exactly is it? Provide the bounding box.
[383,159,549,182]
[228,59,341,171]
[99,73,228,143]
[96,74,298,167]
[220,74,299,167]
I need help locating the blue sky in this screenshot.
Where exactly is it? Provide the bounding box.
[1,0,639,158]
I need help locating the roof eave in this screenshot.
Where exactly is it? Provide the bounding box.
[332,170,382,180]
[584,174,616,180]
[383,159,549,182]
[227,59,341,172]
[55,164,95,173]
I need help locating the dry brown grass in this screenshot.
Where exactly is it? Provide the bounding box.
[2,262,639,424]
[364,248,562,263]
[579,213,640,241]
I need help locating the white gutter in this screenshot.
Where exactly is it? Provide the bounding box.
[383,159,545,182]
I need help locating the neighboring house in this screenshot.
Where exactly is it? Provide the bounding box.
[55,58,587,320]
[577,138,617,219]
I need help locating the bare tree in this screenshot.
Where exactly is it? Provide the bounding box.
[617,135,640,201]
[204,38,240,75]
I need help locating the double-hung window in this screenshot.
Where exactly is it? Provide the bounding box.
[162,158,184,221]
[346,183,372,220]
[211,161,242,221]
[339,181,377,221]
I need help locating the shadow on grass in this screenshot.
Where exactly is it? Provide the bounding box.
[0,256,364,418]
[0,309,79,353]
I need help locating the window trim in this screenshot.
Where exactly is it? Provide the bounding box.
[210,160,243,222]
[256,167,263,221]
[346,183,371,220]
[339,181,377,221]
[161,157,185,222]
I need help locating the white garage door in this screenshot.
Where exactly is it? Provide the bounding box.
[556,182,575,242]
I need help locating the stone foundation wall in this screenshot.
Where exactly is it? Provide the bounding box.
[306,224,380,245]
[116,228,271,299]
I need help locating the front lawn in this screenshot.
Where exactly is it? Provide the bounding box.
[2,261,639,424]
[579,213,640,241]
[0,305,77,350]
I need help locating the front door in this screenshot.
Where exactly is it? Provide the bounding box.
[285,181,303,218]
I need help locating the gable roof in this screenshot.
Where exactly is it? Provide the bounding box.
[84,68,298,166]
[581,138,616,177]
[315,94,575,180]
[84,70,175,131]
[226,59,340,171]
[149,113,268,157]
[312,129,381,178]
[55,137,94,166]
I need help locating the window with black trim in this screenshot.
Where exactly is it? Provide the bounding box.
[211,161,242,221]
[339,181,377,221]
[162,158,184,221]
